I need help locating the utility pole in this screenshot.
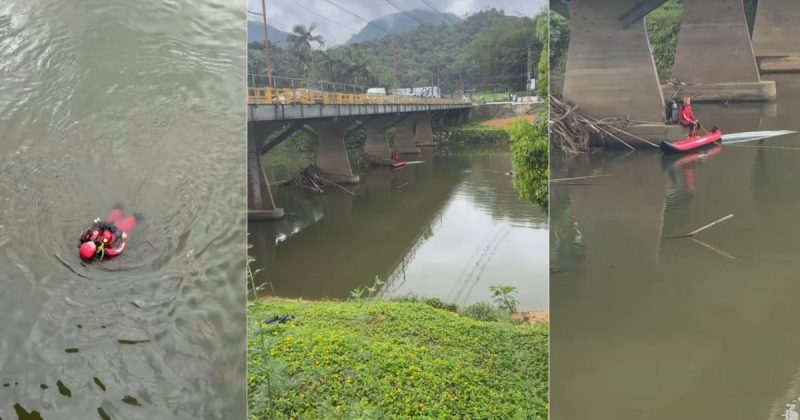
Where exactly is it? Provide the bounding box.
[526,45,531,95]
[261,0,273,87]
[383,37,398,89]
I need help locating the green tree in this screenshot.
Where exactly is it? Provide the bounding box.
[469,16,539,92]
[508,116,548,209]
[287,24,325,81]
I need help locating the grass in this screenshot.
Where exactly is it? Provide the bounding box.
[248,299,548,419]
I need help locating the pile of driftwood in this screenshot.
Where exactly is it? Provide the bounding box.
[291,166,354,195]
[550,95,658,152]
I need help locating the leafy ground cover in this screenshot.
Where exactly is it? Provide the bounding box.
[248,299,548,419]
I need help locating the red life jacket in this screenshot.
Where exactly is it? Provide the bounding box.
[679,104,698,126]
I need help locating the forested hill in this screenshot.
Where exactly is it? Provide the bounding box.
[346,8,461,44]
[348,9,540,92]
[247,20,290,46]
[248,9,543,93]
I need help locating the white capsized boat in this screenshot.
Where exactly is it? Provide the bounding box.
[721,130,796,144]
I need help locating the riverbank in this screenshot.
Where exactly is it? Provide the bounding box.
[248,299,548,419]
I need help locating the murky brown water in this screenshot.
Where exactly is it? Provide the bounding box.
[0,1,246,418]
[551,75,800,419]
[250,145,548,311]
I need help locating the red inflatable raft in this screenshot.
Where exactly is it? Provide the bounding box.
[660,127,722,154]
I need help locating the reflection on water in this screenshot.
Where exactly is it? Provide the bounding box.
[0,1,245,419]
[551,75,800,420]
[250,146,548,311]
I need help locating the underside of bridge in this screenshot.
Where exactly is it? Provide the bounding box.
[667,0,775,102]
[248,109,470,220]
[752,0,800,73]
[393,116,421,154]
[307,120,361,184]
[363,116,394,162]
[248,121,285,220]
[560,0,684,145]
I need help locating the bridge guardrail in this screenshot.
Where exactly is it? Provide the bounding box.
[247,87,468,106]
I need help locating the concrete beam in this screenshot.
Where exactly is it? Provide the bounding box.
[414,113,436,147]
[670,0,774,102]
[563,0,681,142]
[363,116,393,162]
[550,0,569,17]
[307,120,360,184]
[752,0,800,72]
[393,117,421,154]
[261,121,304,155]
[248,122,284,220]
[619,0,670,28]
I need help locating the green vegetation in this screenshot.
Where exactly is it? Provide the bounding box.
[508,117,548,209]
[249,10,544,94]
[434,123,510,145]
[248,299,548,419]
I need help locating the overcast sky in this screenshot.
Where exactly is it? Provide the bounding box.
[248,0,547,45]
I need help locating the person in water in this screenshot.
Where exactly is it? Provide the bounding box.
[679,97,701,136]
[79,208,135,261]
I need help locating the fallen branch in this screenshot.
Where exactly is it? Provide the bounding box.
[550,174,614,182]
[291,165,355,195]
[550,95,659,152]
[671,214,734,238]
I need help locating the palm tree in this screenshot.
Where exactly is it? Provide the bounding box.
[287,24,325,84]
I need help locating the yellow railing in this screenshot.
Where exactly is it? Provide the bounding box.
[247,87,467,106]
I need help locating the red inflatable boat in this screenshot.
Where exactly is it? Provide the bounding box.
[79,208,136,261]
[660,127,722,154]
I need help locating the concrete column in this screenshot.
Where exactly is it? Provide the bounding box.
[393,117,420,154]
[363,116,393,162]
[668,0,775,102]
[248,121,284,220]
[562,0,684,144]
[308,120,360,184]
[752,0,800,72]
[414,113,436,147]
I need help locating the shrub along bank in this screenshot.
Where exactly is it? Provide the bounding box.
[248,299,548,419]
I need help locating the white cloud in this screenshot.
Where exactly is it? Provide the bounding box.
[247,0,547,45]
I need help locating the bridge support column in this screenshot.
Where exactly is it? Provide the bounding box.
[308,120,360,184]
[393,117,420,154]
[563,0,684,145]
[414,113,436,147]
[248,122,284,220]
[667,0,775,102]
[363,116,393,162]
[753,0,800,73]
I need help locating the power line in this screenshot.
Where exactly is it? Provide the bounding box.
[383,0,425,25]
[278,0,360,33]
[246,11,292,32]
[418,0,456,24]
[321,0,392,35]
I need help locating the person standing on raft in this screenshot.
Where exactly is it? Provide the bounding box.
[78,208,135,261]
[679,97,701,136]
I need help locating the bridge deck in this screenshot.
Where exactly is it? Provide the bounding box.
[247,87,470,121]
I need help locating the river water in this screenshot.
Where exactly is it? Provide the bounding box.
[250,145,548,311]
[551,74,800,420]
[0,1,246,419]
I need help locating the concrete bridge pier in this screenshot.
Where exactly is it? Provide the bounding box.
[248,121,285,220]
[414,113,436,147]
[562,0,684,145]
[753,0,800,73]
[393,116,421,154]
[307,120,360,184]
[363,116,393,161]
[666,0,775,102]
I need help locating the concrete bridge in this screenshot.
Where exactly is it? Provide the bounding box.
[247,87,471,220]
[551,0,797,144]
